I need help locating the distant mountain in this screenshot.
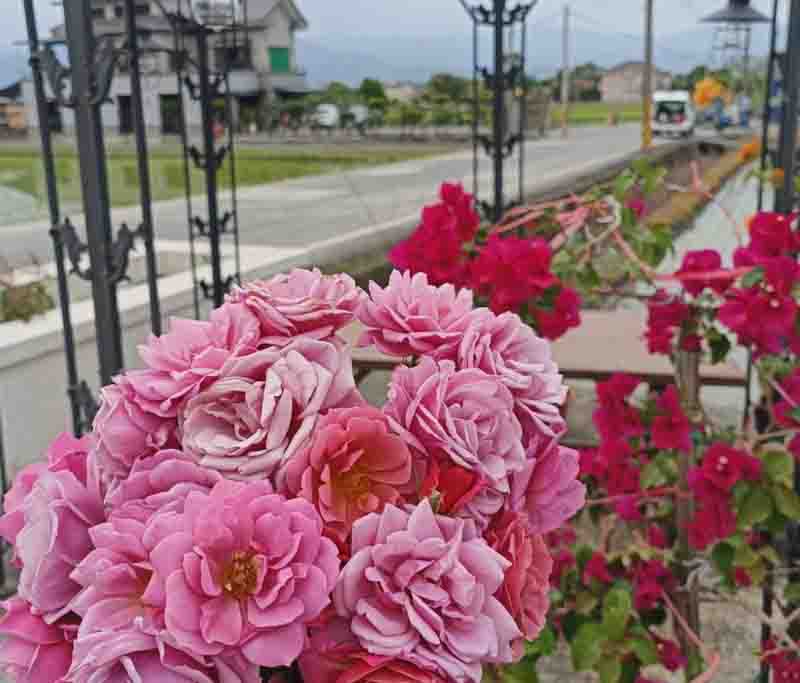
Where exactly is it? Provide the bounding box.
[297,23,777,87]
[0,47,28,89]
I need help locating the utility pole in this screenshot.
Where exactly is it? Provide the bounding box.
[642,0,654,150]
[561,4,571,138]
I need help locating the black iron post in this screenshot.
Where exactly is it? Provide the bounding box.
[757,0,780,211]
[777,0,800,214]
[492,0,507,223]
[22,0,84,434]
[62,1,125,385]
[196,26,226,308]
[124,0,163,336]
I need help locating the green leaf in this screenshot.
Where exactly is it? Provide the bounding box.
[502,659,540,683]
[598,658,623,683]
[627,636,659,666]
[711,542,735,574]
[784,582,800,603]
[571,622,606,670]
[763,450,795,487]
[640,460,667,489]
[603,586,633,641]
[791,406,800,423]
[773,486,800,519]
[741,267,765,288]
[707,329,732,365]
[526,626,557,658]
[576,591,600,615]
[737,487,773,528]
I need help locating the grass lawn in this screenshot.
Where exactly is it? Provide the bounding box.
[0,142,460,211]
[550,101,643,127]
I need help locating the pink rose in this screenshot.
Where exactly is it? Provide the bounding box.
[281,405,414,543]
[334,501,521,683]
[384,358,526,501]
[92,382,177,485]
[357,271,474,357]
[66,624,259,683]
[452,310,567,443]
[227,268,363,343]
[485,512,553,658]
[0,598,74,683]
[145,480,340,667]
[301,618,448,683]
[12,436,104,621]
[510,439,586,535]
[180,338,358,481]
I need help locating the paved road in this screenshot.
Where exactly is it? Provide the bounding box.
[1,124,656,266]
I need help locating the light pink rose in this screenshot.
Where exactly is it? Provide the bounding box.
[126,305,261,419]
[485,512,553,658]
[509,439,586,535]
[92,382,177,485]
[66,624,259,683]
[357,271,474,357]
[12,436,104,621]
[227,268,363,343]
[180,338,358,481]
[334,500,521,683]
[144,480,340,667]
[0,598,74,683]
[300,617,448,683]
[280,405,414,543]
[384,358,526,501]
[103,449,223,523]
[452,310,567,443]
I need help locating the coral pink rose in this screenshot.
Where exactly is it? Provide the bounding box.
[92,382,177,485]
[334,500,521,683]
[12,436,104,621]
[300,618,448,683]
[145,480,339,667]
[281,405,413,543]
[227,268,363,343]
[485,512,553,657]
[452,310,567,443]
[509,439,585,535]
[66,624,259,683]
[0,598,74,683]
[357,271,474,357]
[180,338,358,481]
[384,358,526,499]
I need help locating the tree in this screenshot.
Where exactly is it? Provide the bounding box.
[359,78,387,106]
[427,73,470,103]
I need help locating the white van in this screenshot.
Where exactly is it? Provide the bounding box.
[652,91,696,138]
[312,104,340,130]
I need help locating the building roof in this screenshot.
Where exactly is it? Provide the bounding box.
[254,0,309,30]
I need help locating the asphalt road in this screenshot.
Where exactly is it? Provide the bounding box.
[1,124,655,267]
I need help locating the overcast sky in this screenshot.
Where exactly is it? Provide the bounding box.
[2,0,779,48]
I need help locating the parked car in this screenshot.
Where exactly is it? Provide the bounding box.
[652,90,696,138]
[311,104,340,131]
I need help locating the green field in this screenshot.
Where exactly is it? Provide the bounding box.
[550,101,644,127]
[0,143,458,211]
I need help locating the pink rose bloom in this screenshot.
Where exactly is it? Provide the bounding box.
[13,438,104,621]
[66,624,259,683]
[509,439,586,535]
[127,306,262,420]
[0,598,74,683]
[227,268,363,343]
[145,480,339,667]
[281,405,414,543]
[485,512,553,658]
[104,449,223,523]
[92,382,177,485]
[357,271,474,357]
[300,618,448,683]
[334,501,520,683]
[384,358,526,498]
[452,310,567,443]
[180,338,358,481]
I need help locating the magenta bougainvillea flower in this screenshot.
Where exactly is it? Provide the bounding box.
[280,405,414,543]
[333,500,520,683]
[593,374,644,443]
[583,552,614,586]
[651,386,692,453]
[227,268,363,342]
[357,271,475,358]
[675,249,731,296]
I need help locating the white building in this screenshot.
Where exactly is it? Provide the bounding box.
[24,0,310,136]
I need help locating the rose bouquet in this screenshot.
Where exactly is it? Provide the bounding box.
[0,268,585,683]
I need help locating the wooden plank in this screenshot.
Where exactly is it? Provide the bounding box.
[343,311,747,388]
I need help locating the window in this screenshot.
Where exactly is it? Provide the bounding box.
[269,47,290,74]
[115,5,124,17]
[215,44,251,70]
[91,7,106,19]
[136,3,151,15]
